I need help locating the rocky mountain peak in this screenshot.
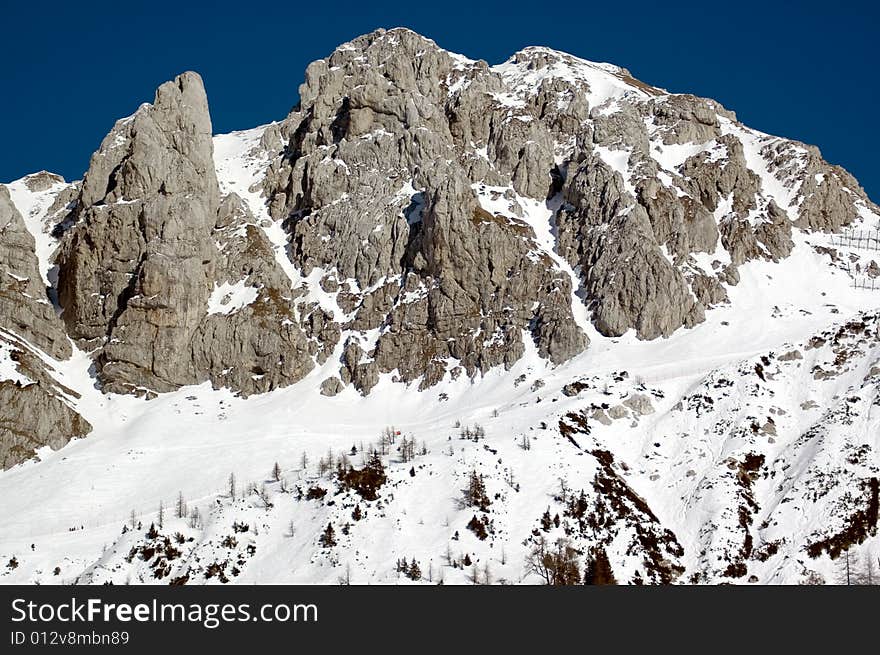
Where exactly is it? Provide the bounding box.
[20,171,65,193]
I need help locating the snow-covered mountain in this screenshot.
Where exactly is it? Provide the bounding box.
[0,28,877,585]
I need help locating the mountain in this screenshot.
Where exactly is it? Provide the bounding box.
[0,27,877,585]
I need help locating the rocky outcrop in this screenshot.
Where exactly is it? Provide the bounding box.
[1,187,89,468]
[57,72,220,394]
[0,333,91,470]
[0,186,70,359]
[56,73,315,397]
[197,192,314,395]
[263,29,588,392]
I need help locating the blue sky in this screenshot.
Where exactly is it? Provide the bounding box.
[1,0,877,198]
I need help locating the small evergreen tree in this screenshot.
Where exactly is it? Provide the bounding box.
[461,471,491,511]
[540,509,553,532]
[319,523,336,548]
[583,547,616,585]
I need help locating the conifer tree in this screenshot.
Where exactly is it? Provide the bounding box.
[319,523,336,547]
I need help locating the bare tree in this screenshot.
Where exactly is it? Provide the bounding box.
[380,427,395,455]
[188,507,202,530]
[836,550,854,586]
[176,492,187,519]
[852,549,878,586]
[399,436,415,462]
[272,462,282,482]
[469,562,480,585]
[300,451,309,472]
[255,483,272,508]
[860,552,876,585]
[157,501,164,529]
[228,472,237,500]
[557,478,570,504]
[338,563,352,585]
[504,467,516,489]
[525,535,581,585]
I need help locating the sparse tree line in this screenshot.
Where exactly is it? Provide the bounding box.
[525,535,617,585]
[33,425,668,586]
[458,423,486,441]
[832,548,879,585]
[116,424,415,550]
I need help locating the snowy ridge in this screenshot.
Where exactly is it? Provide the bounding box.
[491,46,661,111]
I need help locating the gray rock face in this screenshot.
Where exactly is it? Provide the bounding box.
[0,186,70,359]
[0,187,88,468]
[58,72,219,394]
[0,333,91,470]
[197,192,314,396]
[623,393,655,416]
[555,156,704,339]
[56,73,315,397]
[263,29,588,392]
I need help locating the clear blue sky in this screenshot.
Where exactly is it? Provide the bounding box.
[2,0,877,199]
